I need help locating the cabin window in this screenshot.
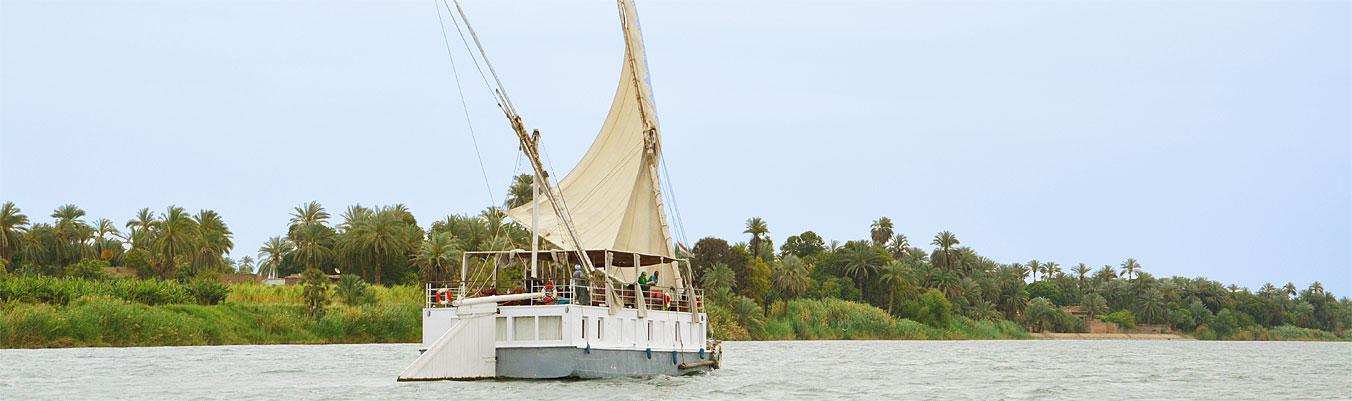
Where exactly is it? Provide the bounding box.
[539,316,562,341]
[646,320,653,342]
[597,318,605,340]
[496,317,508,341]
[514,316,537,341]
[581,317,589,339]
[675,321,681,343]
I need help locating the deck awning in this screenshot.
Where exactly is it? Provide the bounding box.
[463,249,682,268]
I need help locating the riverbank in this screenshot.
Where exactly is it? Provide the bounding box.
[1037,333,1192,340]
[0,295,419,348]
[2,278,1345,348]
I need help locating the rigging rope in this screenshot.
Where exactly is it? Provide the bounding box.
[433,0,496,206]
[660,157,688,248]
[440,0,497,107]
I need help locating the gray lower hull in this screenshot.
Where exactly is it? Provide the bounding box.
[497,347,714,379]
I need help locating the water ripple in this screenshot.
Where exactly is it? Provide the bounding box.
[1,341,1349,400]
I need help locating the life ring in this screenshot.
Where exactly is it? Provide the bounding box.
[436,288,450,305]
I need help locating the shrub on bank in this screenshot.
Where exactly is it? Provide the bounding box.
[226,282,420,306]
[0,295,420,348]
[0,276,193,306]
[1102,310,1137,330]
[756,298,1026,340]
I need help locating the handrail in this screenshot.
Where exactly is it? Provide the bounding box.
[423,281,703,313]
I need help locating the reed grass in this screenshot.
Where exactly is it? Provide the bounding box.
[0,295,420,348]
[750,298,1027,341]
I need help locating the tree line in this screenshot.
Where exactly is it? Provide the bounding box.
[3,190,1349,339]
[0,176,535,285]
[690,216,1351,338]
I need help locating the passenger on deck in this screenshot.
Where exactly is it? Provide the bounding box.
[572,265,590,305]
[638,272,651,292]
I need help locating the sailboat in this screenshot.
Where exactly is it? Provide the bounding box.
[398,0,720,380]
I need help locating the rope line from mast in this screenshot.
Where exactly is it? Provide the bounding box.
[447,0,599,274]
[434,0,496,207]
[440,0,497,108]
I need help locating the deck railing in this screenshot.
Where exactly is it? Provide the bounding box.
[423,281,704,313]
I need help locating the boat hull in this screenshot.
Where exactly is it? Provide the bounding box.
[497,346,714,379]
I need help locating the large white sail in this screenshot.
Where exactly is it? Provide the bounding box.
[506,0,672,260]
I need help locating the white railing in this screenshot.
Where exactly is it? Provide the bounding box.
[423,281,704,313]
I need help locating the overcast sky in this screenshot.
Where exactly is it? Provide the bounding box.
[2,0,1348,295]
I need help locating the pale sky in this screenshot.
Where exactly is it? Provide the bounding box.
[2,0,1349,295]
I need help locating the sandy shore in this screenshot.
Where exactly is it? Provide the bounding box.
[1036,333,1193,340]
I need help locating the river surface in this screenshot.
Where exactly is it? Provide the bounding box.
[2,341,1350,400]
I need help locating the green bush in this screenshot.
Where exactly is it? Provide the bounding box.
[64,259,110,280]
[706,303,751,340]
[0,297,421,348]
[752,297,1025,340]
[185,279,230,305]
[301,268,329,316]
[1026,281,1064,306]
[334,275,376,306]
[1102,310,1136,330]
[0,276,193,306]
[899,289,953,329]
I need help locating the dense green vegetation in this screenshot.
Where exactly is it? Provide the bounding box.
[2,194,1348,345]
[0,276,422,348]
[688,217,1351,341]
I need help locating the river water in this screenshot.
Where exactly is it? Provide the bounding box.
[2,341,1349,400]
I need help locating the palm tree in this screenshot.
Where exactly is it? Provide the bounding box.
[287,202,335,274]
[932,268,961,301]
[155,206,199,278]
[772,255,809,300]
[1139,289,1166,324]
[192,210,233,273]
[257,236,293,279]
[1082,293,1107,320]
[291,223,334,274]
[1282,282,1298,298]
[870,217,894,246]
[0,202,29,264]
[92,218,120,259]
[505,174,534,209]
[1025,297,1057,332]
[350,207,412,284]
[1095,265,1116,282]
[51,204,89,266]
[289,201,330,234]
[743,217,768,259]
[841,241,881,298]
[703,264,736,291]
[237,256,255,274]
[1073,263,1091,288]
[336,204,374,276]
[878,261,914,315]
[931,231,959,272]
[1043,261,1062,280]
[886,233,910,259]
[414,232,462,282]
[124,207,157,249]
[1027,260,1042,281]
[1120,258,1142,281]
[730,296,765,335]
